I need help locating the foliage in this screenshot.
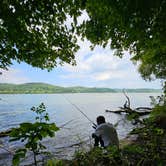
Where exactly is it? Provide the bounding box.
[151,104,166,117]
[149,93,166,128]
[129,101,166,165]
[0,0,81,70]
[163,82,166,95]
[0,1,165,83]
[0,1,165,164]
[12,149,27,166]
[150,94,166,107]
[49,134,165,165]
[69,107,166,166]
[70,146,122,166]
[126,112,139,121]
[46,159,64,166]
[57,95,166,166]
[10,103,59,166]
[78,0,166,80]
[8,97,165,166]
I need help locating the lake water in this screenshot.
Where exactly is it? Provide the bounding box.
[0,93,160,165]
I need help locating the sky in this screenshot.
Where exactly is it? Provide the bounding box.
[0,38,162,89]
[0,12,162,89]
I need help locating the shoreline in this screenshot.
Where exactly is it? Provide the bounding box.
[0,134,136,166]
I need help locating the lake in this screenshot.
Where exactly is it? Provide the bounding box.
[0,93,160,165]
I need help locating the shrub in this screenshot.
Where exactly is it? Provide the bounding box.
[10,103,59,166]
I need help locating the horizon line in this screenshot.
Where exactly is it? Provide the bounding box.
[0,82,162,90]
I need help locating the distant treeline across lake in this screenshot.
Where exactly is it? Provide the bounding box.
[0,83,162,94]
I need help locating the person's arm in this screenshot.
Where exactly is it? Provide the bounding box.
[94,125,103,137]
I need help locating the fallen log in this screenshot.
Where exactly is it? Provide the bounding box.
[106,90,152,117]
[135,107,152,111]
[105,109,126,113]
[105,109,151,116]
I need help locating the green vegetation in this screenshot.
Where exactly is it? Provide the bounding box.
[0,1,165,165]
[0,83,162,94]
[78,0,166,81]
[46,96,166,166]
[0,0,80,70]
[0,1,165,83]
[10,103,59,166]
[0,83,66,94]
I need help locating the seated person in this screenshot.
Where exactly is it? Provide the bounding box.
[92,116,119,148]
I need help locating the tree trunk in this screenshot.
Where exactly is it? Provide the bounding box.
[33,151,37,166]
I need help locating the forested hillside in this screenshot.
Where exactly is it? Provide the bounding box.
[0,83,161,94]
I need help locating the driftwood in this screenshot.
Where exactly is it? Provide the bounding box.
[106,90,152,117]
[122,89,131,109]
[105,109,151,116]
[135,107,152,111]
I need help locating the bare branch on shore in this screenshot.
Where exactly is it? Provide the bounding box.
[106,91,152,125]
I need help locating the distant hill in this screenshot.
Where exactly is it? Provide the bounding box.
[0,83,162,94]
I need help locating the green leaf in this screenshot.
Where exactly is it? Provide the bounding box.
[9,103,59,165]
[12,149,27,166]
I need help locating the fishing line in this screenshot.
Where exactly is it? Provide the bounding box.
[62,94,96,127]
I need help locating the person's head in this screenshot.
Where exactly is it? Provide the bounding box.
[96,116,105,125]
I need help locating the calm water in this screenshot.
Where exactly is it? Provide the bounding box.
[0,93,160,165]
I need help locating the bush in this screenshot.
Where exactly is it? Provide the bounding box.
[10,103,59,166]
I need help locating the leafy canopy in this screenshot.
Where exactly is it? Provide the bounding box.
[78,0,166,80]
[0,0,165,81]
[0,0,82,70]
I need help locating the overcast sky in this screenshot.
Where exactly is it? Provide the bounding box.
[0,37,162,89]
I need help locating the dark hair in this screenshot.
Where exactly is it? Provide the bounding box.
[96,116,105,125]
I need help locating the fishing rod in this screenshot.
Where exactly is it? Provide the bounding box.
[62,94,97,128]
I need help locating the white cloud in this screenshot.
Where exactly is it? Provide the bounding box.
[62,43,132,82]
[0,68,30,84]
[94,72,111,81]
[57,39,162,88]
[93,70,130,81]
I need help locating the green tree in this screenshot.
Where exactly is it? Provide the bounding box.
[78,0,166,81]
[0,0,82,70]
[10,103,59,166]
[0,0,165,82]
